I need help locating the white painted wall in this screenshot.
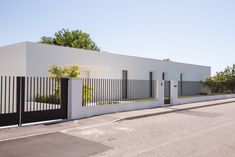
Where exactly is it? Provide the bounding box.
[24,42,210,80]
[74,101,162,120]
[80,71,89,78]
[157,80,165,105]
[170,80,178,105]
[68,79,164,120]
[0,42,27,76]
[68,79,234,119]
[170,80,235,104]
[68,78,83,119]
[173,94,235,105]
[0,42,211,81]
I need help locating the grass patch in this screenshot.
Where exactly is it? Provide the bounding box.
[35,94,60,104]
[178,95,207,99]
[96,101,120,105]
[96,98,157,105]
[130,98,157,102]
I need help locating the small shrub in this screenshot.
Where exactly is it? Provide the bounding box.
[82,83,93,105]
[97,101,119,105]
[35,94,60,104]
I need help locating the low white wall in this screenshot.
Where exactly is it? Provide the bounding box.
[170,80,235,105]
[68,78,164,119]
[174,94,235,105]
[76,101,162,119]
[68,79,235,120]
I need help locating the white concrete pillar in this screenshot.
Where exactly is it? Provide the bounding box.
[170,80,178,105]
[156,80,164,105]
[68,78,83,120]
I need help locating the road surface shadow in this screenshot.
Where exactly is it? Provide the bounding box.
[0,132,111,157]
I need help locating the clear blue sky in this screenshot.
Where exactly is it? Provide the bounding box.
[1,0,235,75]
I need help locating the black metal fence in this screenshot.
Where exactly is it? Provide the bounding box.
[82,78,156,106]
[0,76,17,115]
[178,81,203,96]
[24,77,61,112]
[0,76,68,127]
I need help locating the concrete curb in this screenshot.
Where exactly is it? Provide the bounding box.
[115,100,235,122]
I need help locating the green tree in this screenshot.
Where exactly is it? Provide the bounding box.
[39,29,100,51]
[204,64,235,93]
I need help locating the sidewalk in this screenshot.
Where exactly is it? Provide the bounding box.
[114,97,235,121]
[0,98,235,141]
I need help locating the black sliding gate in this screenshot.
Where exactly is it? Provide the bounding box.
[0,76,68,127]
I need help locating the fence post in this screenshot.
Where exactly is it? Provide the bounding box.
[170,80,178,105]
[16,77,25,126]
[156,80,164,105]
[68,78,83,120]
[61,78,69,119]
[16,77,21,126]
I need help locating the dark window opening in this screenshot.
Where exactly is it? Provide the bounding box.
[180,73,183,96]
[122,70,128,99]
[162,72,165,80]
[149,72,153,97]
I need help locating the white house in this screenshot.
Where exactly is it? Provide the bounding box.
[0,42,211,81]
[0,42,214,120]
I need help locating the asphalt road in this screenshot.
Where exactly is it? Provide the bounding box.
[64,102,235,157]
[1,102,235,157]
[0,132,110,157]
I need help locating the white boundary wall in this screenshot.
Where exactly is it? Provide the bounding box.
[67,79,235,120]
[174,94,235,105]
[170,80,235,105]
[68,79,164,120]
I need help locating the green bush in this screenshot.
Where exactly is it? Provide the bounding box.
[82,83,93,105]
[35,94,60,104]
[204,64,235,94]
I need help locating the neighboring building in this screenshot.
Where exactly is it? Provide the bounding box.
[0,42,211,81]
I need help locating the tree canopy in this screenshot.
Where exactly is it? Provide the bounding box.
[39,29,100,51]
[204,64,235,93]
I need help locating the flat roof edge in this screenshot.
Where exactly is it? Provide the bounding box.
[2,41,211,68]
